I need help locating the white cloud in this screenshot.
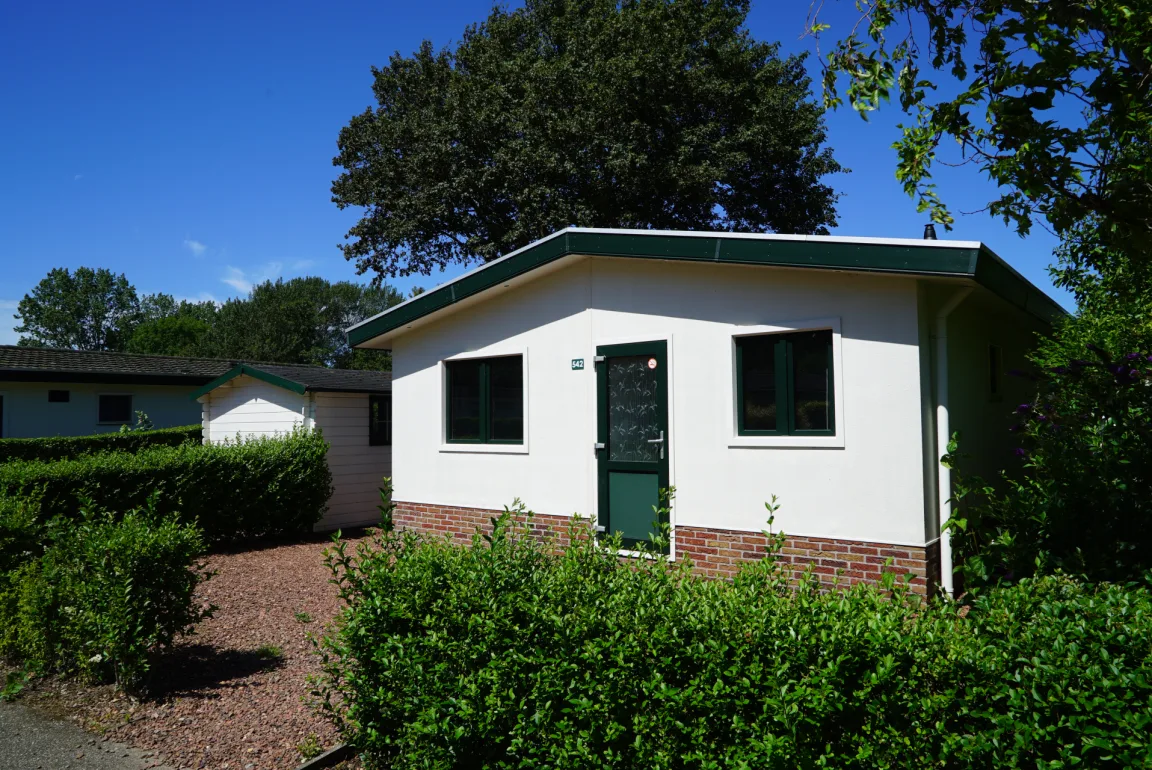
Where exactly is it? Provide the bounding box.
[0,300,20,346]
[221,262,282,295]
[221,267,251,293]
[290,259,316,272]
[73,174,83,181]
[183,238,207,257]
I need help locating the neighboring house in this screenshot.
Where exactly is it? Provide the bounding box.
[0,346,231,438]
[192,363,392,531]
[346,227,1064,596]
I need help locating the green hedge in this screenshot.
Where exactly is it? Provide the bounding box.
[1,493,211,692]
[0,428,332,541]
[317,506,1152,768]
[0,424,202,463]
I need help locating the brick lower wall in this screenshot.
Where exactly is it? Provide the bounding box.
[677,526,939,595]
[393,501,939,595]
[393,500,574,545]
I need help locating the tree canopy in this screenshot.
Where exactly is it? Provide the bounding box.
[813,0,1152,298]
[15,267,145,351]
[14,267,400,369]
[333,0,844,279]
[202,277,401,368]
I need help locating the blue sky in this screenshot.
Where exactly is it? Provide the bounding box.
[0,0,1069,346]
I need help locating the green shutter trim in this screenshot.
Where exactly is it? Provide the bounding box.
[189,364,308,400]
[347,230,1067,347]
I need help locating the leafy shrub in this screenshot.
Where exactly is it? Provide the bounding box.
[0,427,333,541]
[0,424,202,463]
[0,492,41,574]
[947,309,1152,586]
[0,493,45,659]
[1,494,212,691]
[316,505,1152,768]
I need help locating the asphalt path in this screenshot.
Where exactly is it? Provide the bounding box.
[0,702,172,770]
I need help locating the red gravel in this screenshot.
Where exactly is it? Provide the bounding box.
[97,533,373,770]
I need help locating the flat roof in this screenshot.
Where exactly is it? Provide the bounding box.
[347,228,1067,348]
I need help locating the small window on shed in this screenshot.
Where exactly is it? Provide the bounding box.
[369,393,391,446]
[988,345,1003,401]
[48,390,70,403]
[98,394,132,424]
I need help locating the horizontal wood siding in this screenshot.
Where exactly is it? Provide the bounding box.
[204,376,305,443]
[315,392,391,530]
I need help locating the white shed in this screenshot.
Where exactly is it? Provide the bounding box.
[192,363,391,531]
[345,227,1065,596]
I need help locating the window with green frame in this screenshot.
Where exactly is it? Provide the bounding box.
[445,355,524,443]
[735,330,835,436]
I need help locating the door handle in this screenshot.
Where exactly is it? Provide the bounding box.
[647,430,664,459]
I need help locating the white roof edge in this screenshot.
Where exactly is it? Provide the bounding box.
[344,227,985,334]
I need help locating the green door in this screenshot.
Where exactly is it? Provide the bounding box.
[596,340,670,551]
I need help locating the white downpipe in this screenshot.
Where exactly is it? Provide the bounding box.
[935,287,972,597]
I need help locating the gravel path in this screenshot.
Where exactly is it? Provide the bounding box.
[82,533,372,770]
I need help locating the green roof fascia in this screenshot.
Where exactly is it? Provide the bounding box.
[347,231,1065,347]
[189,364,307,400]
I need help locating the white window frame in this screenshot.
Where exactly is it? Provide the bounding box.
[727,317,846,449]
[439,347,530,455]
[96,392,134,426]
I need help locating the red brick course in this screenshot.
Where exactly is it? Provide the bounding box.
[677,526,939,595]
[393,500,574,545]
[393,501,939,595]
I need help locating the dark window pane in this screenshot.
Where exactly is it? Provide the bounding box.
[369,393,391,446]
[791,330,832,431]
[48,390,70,403]
[447,360,482,441]
[739,336,777,432]
[488,356,523,442]
[98,394,132,423]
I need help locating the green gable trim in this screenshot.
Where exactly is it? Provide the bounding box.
[347,230,1066,347]
[189,364,308,400]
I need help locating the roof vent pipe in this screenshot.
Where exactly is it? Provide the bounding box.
[924,223,938,240]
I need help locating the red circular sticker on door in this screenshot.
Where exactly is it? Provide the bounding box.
[647,358,657,369]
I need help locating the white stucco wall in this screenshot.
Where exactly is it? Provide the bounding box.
[314,391,391,531]
[0,381,203,438]
[391,256,933,547]
[945,291,1048,484]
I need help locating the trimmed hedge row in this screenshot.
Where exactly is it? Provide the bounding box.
[0,425,202,463]
[0,428,332,541]
[317,507,1152,768]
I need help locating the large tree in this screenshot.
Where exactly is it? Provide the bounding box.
[812,0,1152,300]
[812,0,1152,585]
[203,278,402,368]
[333,0,843,279]
[15,267,142,351]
